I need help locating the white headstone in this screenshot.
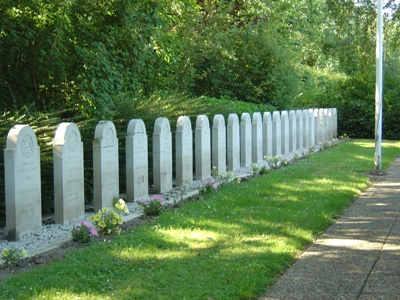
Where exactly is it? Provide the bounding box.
[281,111,289,155]
[126,119,148,201]
[4,125,42,241]
[212,114,226,174]
[296,110,304,150]
[309,109,316,146]
[53,122,84,224]
[302,109,310,148]
[263,112,273,157]
[153,117,173,193]
[227,114,240,171]
[93,121,119,211]
[252,112,263,163]
[240,113,252,167]
[289,110,297,153]
[314,109,321,145]
[272,111,281,156]
[195,115,211,180]
[176,116,193,186]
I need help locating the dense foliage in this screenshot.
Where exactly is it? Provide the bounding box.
[0,0,400,220]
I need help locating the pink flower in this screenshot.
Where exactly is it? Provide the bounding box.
[90,228,99,237]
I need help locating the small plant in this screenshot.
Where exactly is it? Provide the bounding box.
[90,200,129,235]
[309,146,316,154]
[216,171,234,187]
[264,155,281,169]
[212,166,218,179]
[71,220,99,243]
[259,165,269,175]
[251,163,260,176]
[197,178,218,195]
[114,198,130,214]
[1,248,27,266]
[138,195,166,216]
[281,157,293,167]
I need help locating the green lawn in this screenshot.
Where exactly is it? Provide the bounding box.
[1,140,399,300]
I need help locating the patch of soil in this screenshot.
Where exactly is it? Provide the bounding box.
[365,169,388,181]
[0,216,149,282]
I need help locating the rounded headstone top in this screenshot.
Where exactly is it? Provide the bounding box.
[6,124,38,151]
[263,111,272,122]
[196,115,209,129]
[228,113,239,126]
[241,112,251,123]
[252,112,262,123]
[272,111,281,120]
[94,120,117,145]
[54,122,81,147]
[127,119,146,136]
[176,116,191,132]
[212,114,225,128]
[154,117,171,134]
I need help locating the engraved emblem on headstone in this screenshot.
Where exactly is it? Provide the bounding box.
[21,134,33,158]
[68,131,78,152]
[105,127,114,146]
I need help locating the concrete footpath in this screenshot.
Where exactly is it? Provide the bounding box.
[260,157,400,300]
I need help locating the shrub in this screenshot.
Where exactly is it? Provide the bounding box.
[138,195,166,217]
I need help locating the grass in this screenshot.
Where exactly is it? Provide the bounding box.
[1,139,400,300]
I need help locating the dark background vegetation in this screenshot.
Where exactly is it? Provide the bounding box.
[0,0,399,224]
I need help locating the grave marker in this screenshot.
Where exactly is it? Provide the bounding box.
[227,114,240,171]
[240,113,252,167]
[281,111,289,155]
[176,116,193,186]
[212,115,226,174]
[195,115,211,180]
[252,112,263,163]
[272,111,281,156]
[126,119,148,201]
[53,122,84,224]
[263,112,273,157]
[5,125,42,241]
[309,109,316,146]
[302,109,310,149]
[289,110,297,153]
[296,110,304,150]
[153,118,173,193]
[93,121,119,211]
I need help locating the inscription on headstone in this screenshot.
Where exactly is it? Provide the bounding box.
[153,118,173,193]
[4,125,42,241]
[53,122,84,224]
[176,116,193,186]
[212,115,226,174]
[126,119,148,201]
[93,121,119,211]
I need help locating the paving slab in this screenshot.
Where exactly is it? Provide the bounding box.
[259,157,400,300]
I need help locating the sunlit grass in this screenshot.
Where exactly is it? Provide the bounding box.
[0,140,399,300]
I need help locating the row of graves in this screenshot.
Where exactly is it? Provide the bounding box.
[4,108,337,241]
